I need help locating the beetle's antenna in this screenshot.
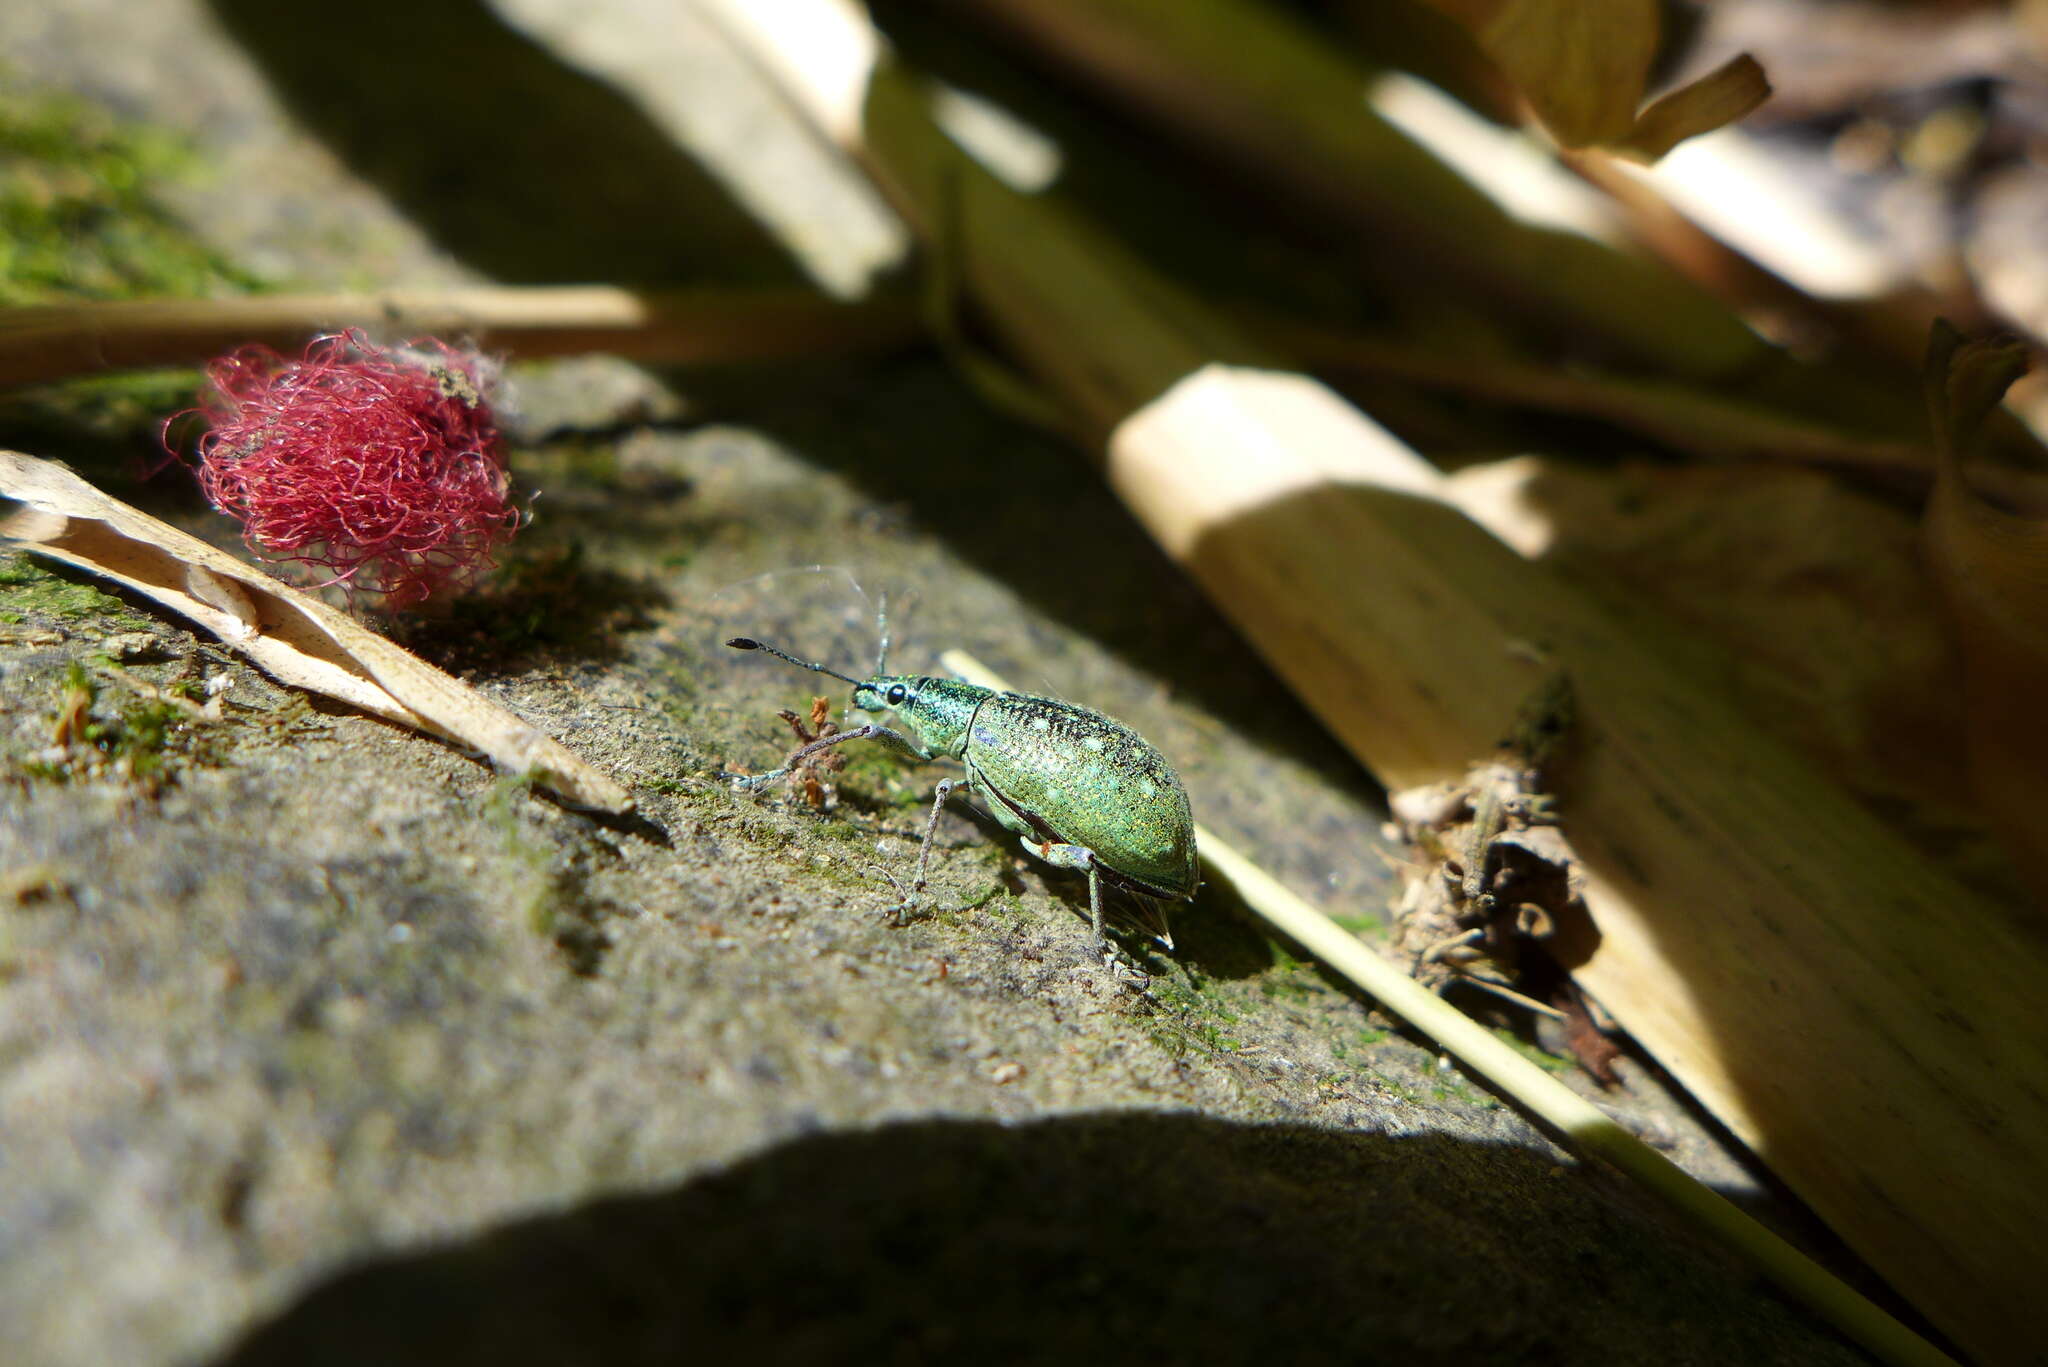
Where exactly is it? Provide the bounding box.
[874,591,892,676]
[726,637,865,686]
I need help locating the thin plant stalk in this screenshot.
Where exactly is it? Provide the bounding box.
[945,648,1957,1367]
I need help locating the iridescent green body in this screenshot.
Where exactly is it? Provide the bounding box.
[727,633,1198,950]
[854,675,1199,903]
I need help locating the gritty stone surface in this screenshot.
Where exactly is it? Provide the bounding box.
[0,2,1873,1364]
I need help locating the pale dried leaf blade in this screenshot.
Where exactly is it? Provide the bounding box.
[1931,330,2028,468]
[1617,55,1772,163]
[1474,0,1658,146]
[1921,316,1966,461]
[184,564,261,637]
[0,449,633,813]
[1918,330,2048,902]
[4,506,68,542]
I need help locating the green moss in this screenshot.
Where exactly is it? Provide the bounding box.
[4,367,205,451]
[519,434,626,491]
[477,775,616,974]
[0,86,264,467]
[1375,1076,1431,1106]
[481,772,549,865]
[17,659,213,788]
[0,554,139,623]
[1492,1026,1574,1075]
[836,744,925,806]
[1144,964,1266,1061]
[1333,912,1387,938]
[0,84,262,304]
[1255,960,1324,1002]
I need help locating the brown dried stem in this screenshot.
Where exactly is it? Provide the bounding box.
[0,287,920,389]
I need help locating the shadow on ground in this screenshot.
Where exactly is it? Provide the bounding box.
[205,0,800,287]
[196,0,1385,818]
[216,1112,1851,1367]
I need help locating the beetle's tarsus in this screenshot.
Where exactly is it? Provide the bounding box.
[1086,863,1106,951]
[881,777,962,926]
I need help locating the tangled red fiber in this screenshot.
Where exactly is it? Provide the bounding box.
[181,329,520,609]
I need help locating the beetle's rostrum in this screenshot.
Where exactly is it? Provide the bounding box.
[725,634,1199,953]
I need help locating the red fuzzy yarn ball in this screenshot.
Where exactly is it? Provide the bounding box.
[185,329,519,608]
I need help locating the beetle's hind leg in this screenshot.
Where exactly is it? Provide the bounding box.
[1026,842,1156,984]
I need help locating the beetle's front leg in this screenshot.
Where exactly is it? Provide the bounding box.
[723,722,924,790]
[907,777,965,898]
[883,777,964,924]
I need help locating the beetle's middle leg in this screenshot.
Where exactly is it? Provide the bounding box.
[1029,840,1107,949]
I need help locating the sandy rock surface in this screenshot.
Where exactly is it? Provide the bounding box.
[0,2,1869,1362]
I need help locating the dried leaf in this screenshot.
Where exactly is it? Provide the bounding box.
[773,695,845,811]
[1616,55,1772,163]
[1386,733,1585,1021]
[1473,0,1657,146]
[1426,0,1767,157]
[0,449,633,813]
[1919,324,2046,905]
[1556,983,1624,1087]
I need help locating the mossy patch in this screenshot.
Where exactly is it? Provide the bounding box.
[13,659,216,790]
[0,84,260,474]
[1146,968,1258,1060]
[0,554,149,628]
[1492,1025,1574,1075]
[0,84,260,304]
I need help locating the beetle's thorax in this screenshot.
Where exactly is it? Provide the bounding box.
[853,675,990,758]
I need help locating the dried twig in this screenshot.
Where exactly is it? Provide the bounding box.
[942,649,1956,1367]
[0,287,920,389]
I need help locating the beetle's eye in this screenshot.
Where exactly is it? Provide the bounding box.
[886,683,909,706]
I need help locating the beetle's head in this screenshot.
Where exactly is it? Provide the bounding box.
[852,675,921,716]
[729,637,982,760]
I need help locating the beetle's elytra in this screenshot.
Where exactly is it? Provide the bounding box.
[725,633,1198,951]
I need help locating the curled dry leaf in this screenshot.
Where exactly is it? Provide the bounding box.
[1387,760,1584,1005]
[1425,0,1770,159]
[1920,322,2046,912]
[0,449,632,813]
[775,695,846,811]
[1386,676,1587,1017]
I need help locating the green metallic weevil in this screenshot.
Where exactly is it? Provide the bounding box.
[725,633,1199,952]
